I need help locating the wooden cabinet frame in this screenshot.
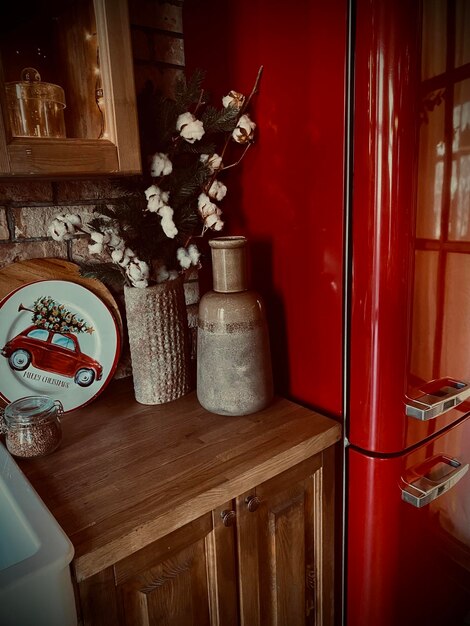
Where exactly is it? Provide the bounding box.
[76,449,336,626]
[0,0,141,177]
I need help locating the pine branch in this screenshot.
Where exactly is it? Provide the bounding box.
[156,97,179,146]
[201,105,239,133]
[168,162,210,208]
[177,141,216,155]
[175,69,206,113]
[87,216,113,232]
[78,262,127,288]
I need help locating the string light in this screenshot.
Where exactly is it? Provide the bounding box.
[84,30,105,139]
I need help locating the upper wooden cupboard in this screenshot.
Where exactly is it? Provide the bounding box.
[0,0,141,177]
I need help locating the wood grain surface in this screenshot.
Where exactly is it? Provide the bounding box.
[0,257,123,337]
[17,379,341,583]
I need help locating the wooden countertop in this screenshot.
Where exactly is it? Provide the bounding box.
[18,379,341,582]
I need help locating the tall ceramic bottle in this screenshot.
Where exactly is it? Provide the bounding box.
[197,236,273,416]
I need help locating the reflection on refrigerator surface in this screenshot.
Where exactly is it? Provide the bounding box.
[411,2,470,390]
[348,1,470,624]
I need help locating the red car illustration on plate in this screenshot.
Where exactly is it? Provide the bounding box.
[1,325,103,387]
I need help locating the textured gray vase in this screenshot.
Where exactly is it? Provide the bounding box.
[124,275,191,405]
[197,236,273,416]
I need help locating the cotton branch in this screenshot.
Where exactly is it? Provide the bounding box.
[221,143,252,171]
[239,65,263,117]
[203,65,263,195]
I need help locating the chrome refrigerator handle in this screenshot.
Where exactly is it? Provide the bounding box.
[405,378,470,421]
[401,457,469,508]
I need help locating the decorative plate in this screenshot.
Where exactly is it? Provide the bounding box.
[0,280,121,412]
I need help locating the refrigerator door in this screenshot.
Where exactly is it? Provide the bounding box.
[349,0,470,453]
[347,415,470,626]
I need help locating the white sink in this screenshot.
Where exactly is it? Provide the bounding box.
[0,442,77,626]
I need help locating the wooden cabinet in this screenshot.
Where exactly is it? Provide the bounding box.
[18,384,341,626]
[0,0,141,176]
[76,449,334,626]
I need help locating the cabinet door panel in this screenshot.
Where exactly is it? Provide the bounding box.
[237,482,308,626]
[237,452,333,626]
[78,510,238,626]
[262,483,307,624]
[78,566,120,626]
[206,503,239,626]
[118,539,211,626]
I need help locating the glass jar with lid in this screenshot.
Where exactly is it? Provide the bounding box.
[0,396,63,458]
[5,68,66,138]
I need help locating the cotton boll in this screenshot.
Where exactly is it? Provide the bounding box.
[161,216,178,238]
[145,185,159,200]
[113,247,134,267]
[188,244,201,265]
[48,214,79,241]
[208,180,227,201]
[222,90,245,109]
[158,205,178,238]
[108,233,125,250]
[127,258,150,284]
[197,193,220,220]
[232,114,256,144]
[146,187,170,213]
[176,112,194,131]
[147,196,161,213]
[88,242,104,255]
[182,119,205,143]
[198,193,211,210]
[138,259,150,279]
[64,213,82,227]
[121,248,136,266]
[177,248,191,269]
[204,214,220,230]
[132,279,148,289]
[168,270,179,280]
[151,152,173,177]
[200,153,223,172]
[111,248,124,264]
[176,112,205,143]
[49,219,70,241]
[156,265,170,283]
[90,231,107,244]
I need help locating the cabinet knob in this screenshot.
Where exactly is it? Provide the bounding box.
[245,495,261,512]
[221,509,236,527]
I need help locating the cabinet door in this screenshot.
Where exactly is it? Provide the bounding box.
[78,507,238,626]
[236,450,335,626]
[0,0,140,176]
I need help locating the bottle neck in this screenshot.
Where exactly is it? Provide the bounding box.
[210,236,248,293]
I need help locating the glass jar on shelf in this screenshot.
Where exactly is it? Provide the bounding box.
[5,68,66,138]
[0,396,63,458]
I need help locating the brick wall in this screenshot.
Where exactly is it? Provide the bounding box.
[0,0,198,377]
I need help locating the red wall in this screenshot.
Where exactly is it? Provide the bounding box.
[184,0,347,417]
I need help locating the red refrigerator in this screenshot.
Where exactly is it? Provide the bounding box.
[347,1,470,624]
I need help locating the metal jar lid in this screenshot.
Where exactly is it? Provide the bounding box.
[4,396,58,426]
